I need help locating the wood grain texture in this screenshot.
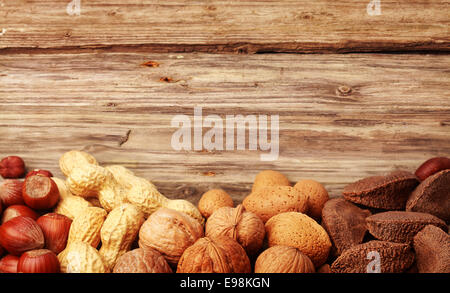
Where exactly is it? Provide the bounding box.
[0,0,449,53]
[0,52,449,204]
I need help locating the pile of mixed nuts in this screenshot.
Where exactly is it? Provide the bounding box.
[0,152,448,273]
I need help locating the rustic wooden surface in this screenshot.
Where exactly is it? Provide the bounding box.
[0,0,449,205]
[0,0,449,53]
[1,52,449,204]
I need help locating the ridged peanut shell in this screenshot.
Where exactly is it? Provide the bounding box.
[126,177,167,217]
[99,203,145,269]
[54,194,93,220]
[254,245,315,273]
[265,212,331,267]
[51,177,72,199]
[205,205,265,256]
[59,150,98,177]
[176,236,251,273]
[98,178,128,212]
[58,241,108,273]
[243,186,308,223]
[113,248,172,273]
[138,207,204,265]
[67,207,107,248]
[66,164,111,198]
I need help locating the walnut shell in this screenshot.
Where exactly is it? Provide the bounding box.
[138,207,203,266]
[198,189,234,218]
[113,248,172,273]
[176,236,251,273]
[254,245,315,273]
[205,205,265,256]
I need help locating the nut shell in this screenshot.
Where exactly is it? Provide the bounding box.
[113,248,172,273]
[415,157,450,181]
[366,211,447,243]
[321,198,371,255]
[176,236,251,273]
[198,189,234,218]
[252,170,290,192]
[294,179,329,219]
[0,180,24,207]
[331,240,414,273]
[58,241,108,273]
[67,207,107,248]
[265,212,331,267]
[17,249,60,273]
[343,170,419,210]
[243,186,308,223]
[406,169,450,223]
[138,207,204,265]
[59,150,98,177]
[413,225,450,273]
[205,205,265,256]
[99,203,145,270]
[22,175,60,210]
[0,156,26,179]
[0,216,45,256]
[254,245,315,273]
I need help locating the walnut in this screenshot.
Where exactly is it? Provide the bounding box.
[205,205,265,256]
[176,236,251,273]
[113,248,172,273]
[138,207,203,266]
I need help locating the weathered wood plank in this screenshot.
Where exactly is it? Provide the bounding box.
[0,52,449,204]
[0,0,449,53]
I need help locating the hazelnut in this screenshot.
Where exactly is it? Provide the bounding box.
[243,186,307,223]
[254,245,315,273]
[176,236,251,273]
[265,212,331,267]
[205,205,265,256]
[294,179,329,219]
[138,208,203,266]
[0,156,26,179]
[198,189,234,218]
[252,170,290,192]
[113,248,172,273]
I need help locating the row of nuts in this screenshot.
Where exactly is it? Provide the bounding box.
[1,153,447,274]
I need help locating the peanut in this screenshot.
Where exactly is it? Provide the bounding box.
[51,177,72,199]
[58,241,108,273]
[67,207,107,248]
[54,195,93,220]
[53,177,93,220]
[65,163,127,212]
[106,164,204,223]
[99,203,144,270]
[59,151,203,223]
[59,150,98,177]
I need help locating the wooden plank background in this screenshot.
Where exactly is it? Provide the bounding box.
[0,0,449,53]
[0,1,449,205]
